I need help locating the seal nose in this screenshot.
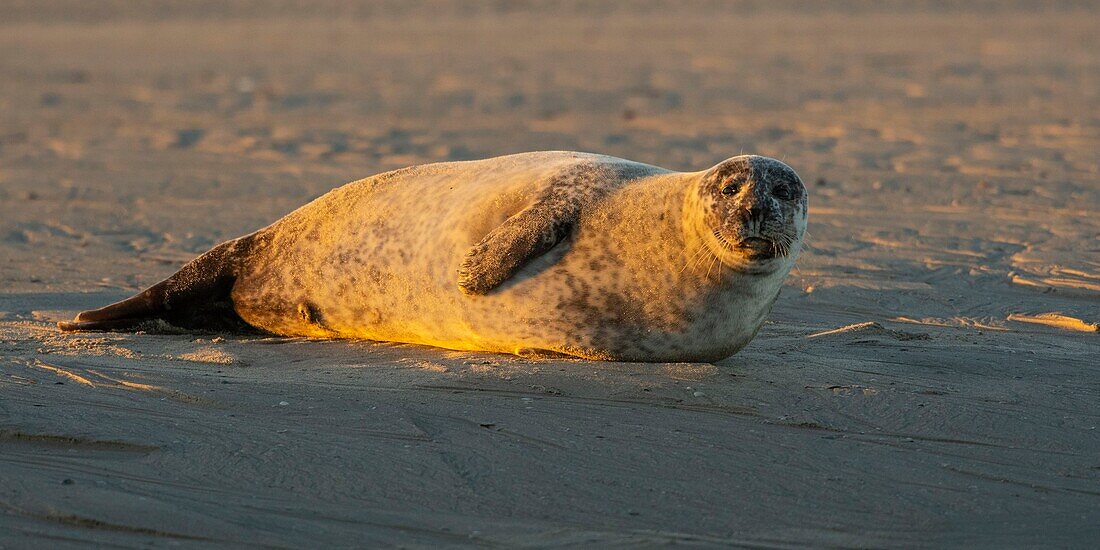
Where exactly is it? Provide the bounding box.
[741,199,769,225]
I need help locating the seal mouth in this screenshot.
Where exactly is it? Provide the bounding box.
[735,237,778,260]
[710,229,794,264]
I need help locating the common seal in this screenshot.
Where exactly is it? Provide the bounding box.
[59,151,808,362]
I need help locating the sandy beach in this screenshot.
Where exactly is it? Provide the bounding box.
[1,2,1098,547]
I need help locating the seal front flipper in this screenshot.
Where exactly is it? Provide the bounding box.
[58,235,256,332]
[456,160,622,295]
[457,201,575,295]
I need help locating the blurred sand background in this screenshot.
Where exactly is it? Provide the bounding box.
[1,1,1098,547]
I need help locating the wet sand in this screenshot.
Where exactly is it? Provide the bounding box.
[1,2,1098,547]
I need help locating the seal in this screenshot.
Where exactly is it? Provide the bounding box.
[58,151,808,362]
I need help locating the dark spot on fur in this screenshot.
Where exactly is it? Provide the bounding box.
[297,301,324,327]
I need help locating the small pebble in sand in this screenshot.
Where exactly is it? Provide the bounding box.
[278,401,289,406]
[235,76,256,94]
[692,391,706,398]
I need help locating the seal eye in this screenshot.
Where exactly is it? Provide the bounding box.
[773,183,797,201]
[720,184,739,196]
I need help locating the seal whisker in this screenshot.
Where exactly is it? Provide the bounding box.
[705,253,720,282]
[711,229,734,250]
[680,243,710,275]
[681,242,717,277]
[798,230,817,256]
[690,247,717,277]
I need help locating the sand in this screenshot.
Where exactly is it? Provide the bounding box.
[1,2,1098,547]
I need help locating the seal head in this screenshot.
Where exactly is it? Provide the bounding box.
[688,155,807,274]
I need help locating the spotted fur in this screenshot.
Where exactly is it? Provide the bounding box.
[61,151,808,362]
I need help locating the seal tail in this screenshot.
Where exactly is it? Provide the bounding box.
[58,235,256,333]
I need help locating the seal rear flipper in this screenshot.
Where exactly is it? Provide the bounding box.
[58,235,256,333]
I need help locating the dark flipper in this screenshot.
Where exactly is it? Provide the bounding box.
[457,202,575,295]
[58,235,256,333]
[457,161,624,295]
